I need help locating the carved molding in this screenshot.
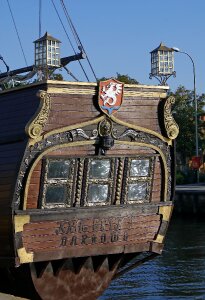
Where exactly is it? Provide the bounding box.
[154,205,173,244]
[164,96,179,140]
[47,87,167,99]
[25,90,51,140]
[115,158,124,205]
[16,116,173,210]
[110,115,171,145]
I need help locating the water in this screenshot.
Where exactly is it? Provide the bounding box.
[100,217,205,300]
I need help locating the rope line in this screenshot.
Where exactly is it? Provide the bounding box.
[51,0,89,82]
[63,66,79,81]
[6,0,28,66]
[0,54,10,73]
[39,0,42,38]
[60,0,98,81]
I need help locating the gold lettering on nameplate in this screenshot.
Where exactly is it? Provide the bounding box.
[55,216,132,248]
[21,214,160,253]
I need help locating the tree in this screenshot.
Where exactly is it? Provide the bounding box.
[170,86,205,168]
[49,72,64,81]
[98,73,139,84]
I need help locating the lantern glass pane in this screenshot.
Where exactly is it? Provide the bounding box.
[151,51,160,75]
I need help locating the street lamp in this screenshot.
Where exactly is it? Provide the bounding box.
[150,43,176,85]
[172,47,199,182]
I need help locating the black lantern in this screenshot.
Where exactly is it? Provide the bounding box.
[150,43,175,85]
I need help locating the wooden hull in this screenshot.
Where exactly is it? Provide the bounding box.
[0,80,178,299]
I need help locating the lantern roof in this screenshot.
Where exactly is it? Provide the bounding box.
[150,42,173,53]
[34,32,61,43]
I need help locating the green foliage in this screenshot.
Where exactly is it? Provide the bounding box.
[98,73,139,84]
[170,86,205,166]
[176,170,186,184]
[49,72,64,81]
[176,169,205,184]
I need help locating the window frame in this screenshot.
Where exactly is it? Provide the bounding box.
[39,155,157,209]
[123,156,155,204]
[82,157,116,207]
[40,158,77,209]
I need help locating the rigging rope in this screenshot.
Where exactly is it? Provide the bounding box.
[39,0,42,38]
[51,0,89,82]
[0,55,10,73]
[63,66,79,81]
[6,0,28,66]
[60,0,98,81]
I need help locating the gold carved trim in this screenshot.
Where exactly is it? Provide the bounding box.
[111,115,172,145]
[43,116,104,140]
[164,96,179,139]
[154,234,164,244]
[43,114,167,145]
[154,205,173,244]
[159,205,173,222]
[17,247,34,264]
[14,215,33,264]
[47,87,167,98]
[25,90,51,141]
[115,157,124,205]
[47,79,169,90]
[14,215,30,233]
[125,91,167,98]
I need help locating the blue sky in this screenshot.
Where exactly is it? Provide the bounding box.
[1,0,205,94]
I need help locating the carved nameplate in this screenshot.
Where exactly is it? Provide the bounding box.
[21,214,160,257]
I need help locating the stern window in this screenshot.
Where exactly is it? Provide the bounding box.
[40,156,155,209]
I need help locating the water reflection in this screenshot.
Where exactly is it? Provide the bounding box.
[100,217,205,299]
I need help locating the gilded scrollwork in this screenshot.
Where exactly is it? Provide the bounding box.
[75,158,84,206]
[26,90,51,140]
[98,119,113,137]
[15,113,174,209]
[115,158,124,205]
[164,96,179,140]
[70,128,98,141]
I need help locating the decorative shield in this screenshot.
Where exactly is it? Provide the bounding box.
[98,79,124,115]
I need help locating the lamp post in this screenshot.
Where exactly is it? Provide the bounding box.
[172,47,199,182]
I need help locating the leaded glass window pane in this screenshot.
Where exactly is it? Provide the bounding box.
[89,160,111,179]
[45,185,67,204]
[47,160,70,179]
[128,183,147,200]
[87,184,109,203]
[130,159,150,177]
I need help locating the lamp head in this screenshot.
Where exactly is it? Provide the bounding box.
[172,47,180,52]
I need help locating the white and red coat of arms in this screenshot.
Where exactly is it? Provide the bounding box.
[98,79,124,115]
